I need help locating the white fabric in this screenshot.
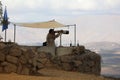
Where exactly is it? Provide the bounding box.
[16,20,65,28]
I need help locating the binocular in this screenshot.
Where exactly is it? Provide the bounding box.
[55,30,69,34]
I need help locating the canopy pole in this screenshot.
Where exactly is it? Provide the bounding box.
[74,24,76,46]
[4,30,7,42]
[14,24,16,43]
[67,24,77,46]
[60,35,62,46]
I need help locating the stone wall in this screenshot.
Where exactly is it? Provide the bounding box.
[52,46,101,75]
[0,42,101,75]
[0,42,52,75]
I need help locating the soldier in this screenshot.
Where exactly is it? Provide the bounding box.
[46,29,61,46]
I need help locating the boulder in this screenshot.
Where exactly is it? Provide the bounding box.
[18,55,27,64]
[16,63,22,74]
[73,60,82,67]
[6,55,18,64]
[0,53,5,61]
[36,62,44,69]
[23,49,35,60]
[0,66,3,73]
[78,46,85,53]
[38,52,47,58]
[72,46,85,55]
[0,43,6,50]
[61,63,73,71]
[1,62,8,66]
[60,55,74,63]
[17,63,31,75]
[20,66,30,75]
[37,58,48,65]
[0,46,10,55]
[37,52,53,67]
[4,62,17,73]
[9,46,22,57]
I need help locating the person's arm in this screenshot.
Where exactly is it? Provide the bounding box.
[55,32,61,38]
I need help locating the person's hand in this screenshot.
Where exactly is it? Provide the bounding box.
[60,30,63,33]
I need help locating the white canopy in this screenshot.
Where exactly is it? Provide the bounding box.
[16,20,65,28]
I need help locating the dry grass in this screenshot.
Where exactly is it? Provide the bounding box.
[0,68,114,80]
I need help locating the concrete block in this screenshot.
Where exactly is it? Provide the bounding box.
[37,46,55,56]
[56,47,73,56]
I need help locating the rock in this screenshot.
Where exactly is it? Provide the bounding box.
[20,66,30,75]
[0,53,5,61]
[9,46,22,57]
[38,52,47,58]
[84,67,91,72]
[60,56,74,63]
[61,63,73,71]
[52,57,62,66]
[72,46,85,55]
[78,46,85,53]
[73,60,82,67]
[18,55,27,64]
[37,52,53,68]
[0,43,6,50]
[23,49,35,60]
[16,63,22,74]
[6,55,18,64]
[0,66,3,73]
[87,61,95,67]
[37,58,48,65]
[38,52,52,59]
[44,59,54,67]
[36,62,44,69]
[4,62,17,73]
[0,46,10,55]
[1,62,8,66]
[78,65,84,72]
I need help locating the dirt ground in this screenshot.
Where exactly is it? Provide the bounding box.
[0,68,115,80]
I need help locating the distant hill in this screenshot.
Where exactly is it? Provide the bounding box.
[19,42,42,46]
[85,41,120,54]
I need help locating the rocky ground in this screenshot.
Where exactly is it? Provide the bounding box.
[0,68,118,80]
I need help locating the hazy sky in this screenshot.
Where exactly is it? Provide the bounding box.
[0,0,120,45]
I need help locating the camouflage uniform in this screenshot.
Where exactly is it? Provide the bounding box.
[46,31,61,46]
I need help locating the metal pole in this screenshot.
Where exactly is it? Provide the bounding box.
[14,24,16,43]
[66,24,77,46]
[60,35,62,46]
[5,30,7,42]
[74,24,76,46]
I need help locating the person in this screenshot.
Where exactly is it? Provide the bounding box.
[46,29,61,46]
